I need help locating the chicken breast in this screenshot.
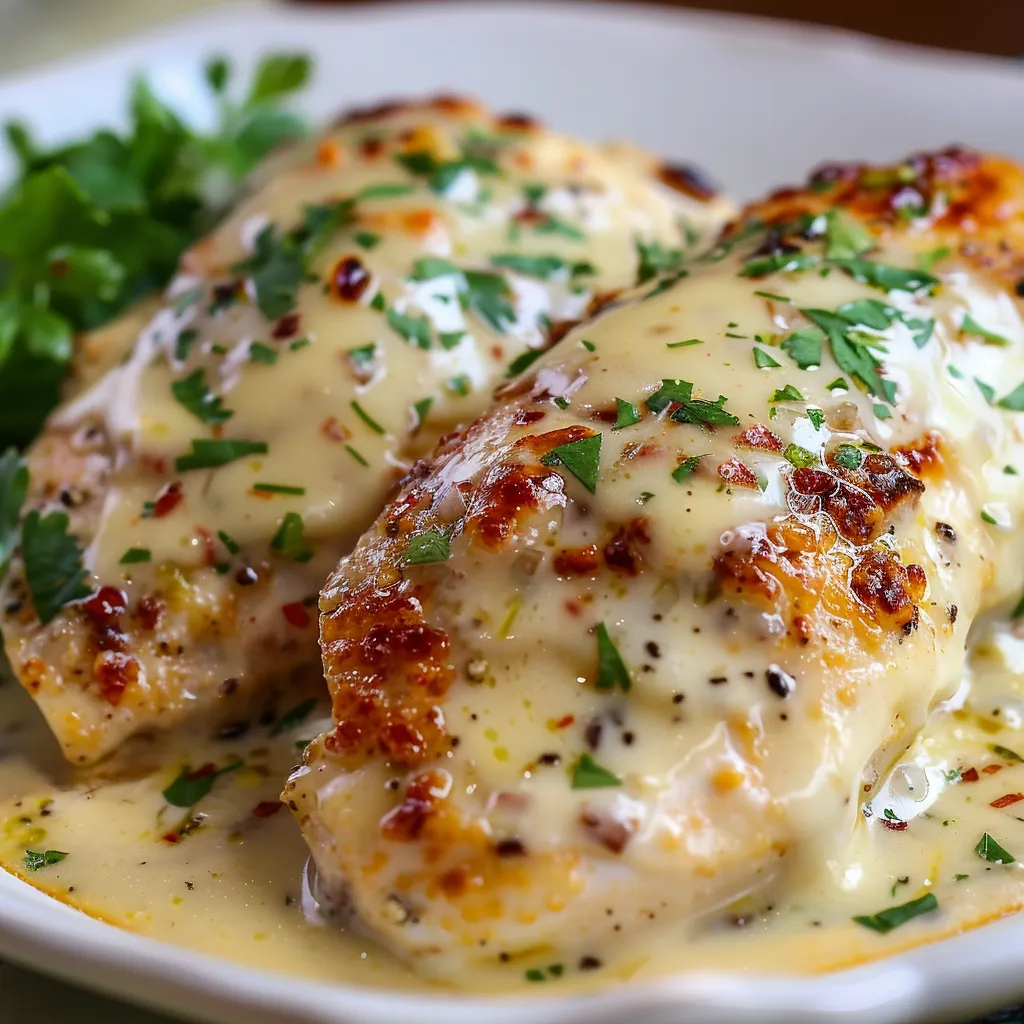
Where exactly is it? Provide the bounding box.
[0,96,730,764]
[285,148,1024,976]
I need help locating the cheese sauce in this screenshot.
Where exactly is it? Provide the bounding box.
[2,626,1024,993]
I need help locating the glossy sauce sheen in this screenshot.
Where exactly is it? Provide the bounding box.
[0,97,728,764]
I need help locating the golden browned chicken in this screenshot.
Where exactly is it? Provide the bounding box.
[0,96,730,764]
[286,148,1024,977]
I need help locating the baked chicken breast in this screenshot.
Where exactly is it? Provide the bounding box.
[0,96,730,764]
[286,148,1024,975]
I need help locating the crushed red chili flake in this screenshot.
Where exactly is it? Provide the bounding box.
[151,481,184,518]
[281,602,312,628]
[195,526,218,567]
[162,832,182,845]
[555,714,575,730]
[881,818,908,831]
[80,586,128,628]
[718,458,759,489]
[960,767,980,783]
[982,764,1004,775]
[252,801,283,818]
[990,793,1024,809]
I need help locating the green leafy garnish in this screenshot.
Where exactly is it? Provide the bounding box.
[595,622,631,693]
[270,697,317,736]
[217,529,240,555]
[271,512,312,562]
[784,444,818,468]
[403,527,451,566]
[571,754,622,790]
[666,338,703,349]
[248,341,278,365]
[644,378,738,427]
[635,238,683,284]
[612,398,641,430]
[831,258,937,295]
[354,231,381,250]
[232,223,305,321]
[832,443,863,470]
[171,368,233,425]
[540,434,602,494]
[162,759,243,807]
[824,209,874,260]
[961,313,1010,346]
[771,384,804,403]
[21,509,90,624]
[672,454,707,483]
[175,438,267,472]
[490,254,593,279]
[740,252,818,277]
[806,408,825,430]
[395,148,500,196]
[23,849,68,871]
[976,832,1015,864]
[0,447,28,580]
[506,349,544,377]
[753,346,780,369]
[990,744,1024,763]
[386,306,432,349]
[853,893,938,934]
[251,482,305,496]
[119,547,151,565]
[802,307,894,403]
[350,400,385,435]
[997,381,1024,411]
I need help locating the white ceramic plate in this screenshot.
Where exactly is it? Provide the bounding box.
[3,4,1024,1022]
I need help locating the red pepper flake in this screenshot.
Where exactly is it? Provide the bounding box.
[960,767,980,783]
[991,793,1024,809]
[252,800,283,818]
[281,602,311,629]
[80,586,128,628]
[734,423,783,452]
[162,832,182,845]
[555,714,575,730]
[151,481,184,518]
[717,458,759,489]
[881,818,908,831]
[982,764,1004,775]
[195,526,218,567]
[271,312,301,339]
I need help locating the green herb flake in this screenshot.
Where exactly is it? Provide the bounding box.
[217,529,240,555]
[175,328,198,361]
[981,509,999,525]
[162,759,243,808]
[784,444,818,469]
[271,512,312,562]
[832,443,863,470]
[248,341,278,365]
[438,331,466,351]
[411,397,433,429]
[594,622,631,692]
[23,849,68,871]
[346,343,376,370]
[753,346,781,369]
[771,384,804,403]
[852,892,939,935]
[447,375,471,397]
[753,290,791,302]
[780,328,823,369]
[571,753,622,790]
[270,697,317,736]
[175,438,267,472]
[975,832,1016,865]
[171,368,233,425]
[824,209,875,260]
[351,399,386,435]
[612,398,641,430]
[638,491,655,504]
[831,258,938,295]
[370,291,386,312]
[826,377,848,391]
[997,382,1024,412]
[21,509,90,625]
[672,454,707,483]
[954,873,969,881]
[666,338,703,349]
[252,482,306,496]
[507,348,544,378]
[975,378,996,405]
[386,306,431,349]
[962,313,1010,346]
[580,340,596,352]
[354,231,381,250]
[740,252,818,278]
[918,247,950,272]
[0,447,28,581]
[359,182,415,200]
[232,223,305,321]
[534,215,585,242]
[119,547,151,565]
[539,434,602,494]
[635,238,683,284]
[403,527,451,566]
[990,744,1024,763]
[806,408,825,430]
[345,444,368,467]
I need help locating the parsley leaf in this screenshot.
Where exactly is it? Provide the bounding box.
[21,509,90,625]
[23,849,68,871]
[824,209,874,260]
[961,313,1010,346]
[976,832,1015,864]
[270,697,317,736]
[595,622,631,692]
[612,398,641,430]
[852,892,938,934]
[740,252,818,278]
[784,443,818,468]
[771,384,804,402]
[171,368,233,425]
[831,258,937,295]
[0,447,28,580]
[672,454,707,483]
[490,254,593,279]
[162,760,243,808]
[386,306,432,349]
[350,400,385,435]
[403,527,451,566]
[119,547,151,564]
[233,223,305,321]
[271,512,312,562]
[571,754,622,789]
[753,346,780,369]
[176,438,267,472]
[540,434,602,494]
[507,349,544,377]
[635,238,683,285]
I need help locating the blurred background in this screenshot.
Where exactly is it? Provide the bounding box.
[0,0,1018,73]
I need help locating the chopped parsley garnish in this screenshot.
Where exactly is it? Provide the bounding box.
[638,491,655,504]
[997,382,1024,411]
[635,237,683,284]
[345,444,369,467]
[826,377,848,391]
[975,832,1015,865]
[580,340,595,352]
[21,509,90,625]
[162,759,243,808]
[232,223,306,320]
[460,270,515,333]
[740,252,818,278]
[350,399,385,435]
[781,327,824,369]
[411,397,433,429]
[248,341,278,365]
[524,965,564,983]
[385,306,431,349]
[507,348,544,377]
[823,209,874,260]
[975,378,996,404]
[347,343,376,370]
[438,331,466,350]
[395,148,500,195]
[672,454,707,483]
[981,509,998,525]
[171,368,233,425]
[271,512,312,562]
[595,622,631,693]
[0,447,28,581]
[490,253,594,279]
[447,375,471,397]
[175,328,198,361]
[217,529,239,555]
[403,527,451,566]
[753,290,791,302]
[540,434,602,494]
[175,438,267,472]
[919,246,950,272]
[533,214,585,242]
[753,346,780,369]
[23,849,68,871]
[252,482,306,495]
[770,384,804,403]
[833,443,863,470]
[370,291,386,312]
[962,313,1009,346]
[572,753,622,790]
[644,378,739,427]
[784,443,818,468]
[806,408,825,430]
[852,892,938,934]
[831,258,937,295]
[990,744,1024,763]
[270,697,316,736]
[359,182,415,200]
[802,307,894,403]
[119,547,151,564]
[612,398,641,430]
[666,338,703,349]
[354,231,381,250]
